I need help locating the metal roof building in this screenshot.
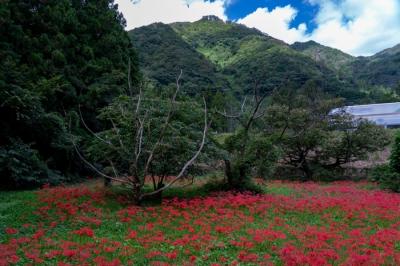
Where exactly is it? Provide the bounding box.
[335,102,400,128]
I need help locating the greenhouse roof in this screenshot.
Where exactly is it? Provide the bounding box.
[332,102,400,127]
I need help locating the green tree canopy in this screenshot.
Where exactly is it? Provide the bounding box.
[0,0,139,189]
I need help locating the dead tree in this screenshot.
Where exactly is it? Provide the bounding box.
[71,70,209,204]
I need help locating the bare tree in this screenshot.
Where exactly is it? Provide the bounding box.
[71,70,209,204]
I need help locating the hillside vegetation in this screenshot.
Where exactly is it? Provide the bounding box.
[0,0,139,189]
[130,16,400,103]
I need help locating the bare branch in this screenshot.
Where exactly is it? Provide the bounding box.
[216,110,241,119]
[141,97,209,199]
[135,83,142,114]
[68,109,132,185]
[135,115,145,163]
[109,117,128,153]
[78,104,112,146]
[127,57,133,97]
[143,70,183,177]
[108,160,119,179]
[253,111,266,120]
[70,133,125,182]
[244,91,269,131]
[216,96,247,119]
[240,96,247,113]
[178,175,195,188]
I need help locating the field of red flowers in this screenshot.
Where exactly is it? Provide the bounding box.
[1,181,400,265]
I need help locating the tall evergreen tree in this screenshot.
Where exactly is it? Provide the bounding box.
[0,0,139,189]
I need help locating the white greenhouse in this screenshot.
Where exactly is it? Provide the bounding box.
[333,102,400,128]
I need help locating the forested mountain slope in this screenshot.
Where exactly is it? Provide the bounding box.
[291,41,355,75]
[130,16,362,100]
[352,44,400,88]
[130,16,400,102]
[129,22,226,95]
[292,41,400,89]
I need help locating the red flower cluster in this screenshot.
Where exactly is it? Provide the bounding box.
[73,227,94,237]
[1,181,400,265]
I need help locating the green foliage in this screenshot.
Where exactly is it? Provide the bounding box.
[0,0,139,188]
[266,86,391,180]
[291,41,355,73]
[224,130,279,181]
[172,18,274,69]
[358,85,400,104]
[371,165,400,193]
[0,139,63,189]
[293,41,400,96]
[130,17,357,101]
[81,83,213,202]
[217,90,281,191]
[129,23,225,95]
[225,45,349,97]
[352,44,400,88]
[390,131,400,173]
[131,18,400,105]
[86,92,207,176]
[371,132,400,192]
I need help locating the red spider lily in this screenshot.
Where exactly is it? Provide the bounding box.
[165,250,178,260]
[2,181,400,265]
[126,230,138,239]
[238,251,259,262]
[5,228,18,235]
[73,227,94,237]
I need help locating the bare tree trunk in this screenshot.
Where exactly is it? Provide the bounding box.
[301,162,313,181]
[132,183,142,205]
[104,177,111,187]
[225,159,248,188]
[224,159,233,185]
[153,182,165,202]
[238,164,247,186]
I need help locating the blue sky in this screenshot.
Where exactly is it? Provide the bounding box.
[115,0,400,56]
[224,0,318,33]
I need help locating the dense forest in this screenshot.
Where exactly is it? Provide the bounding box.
[0,0,139,188]
[1,3,399,196]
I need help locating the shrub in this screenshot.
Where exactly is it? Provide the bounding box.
[389,131,400,172]
[0,139,63,189]
[373,132,400,192]
[371,164,400,192]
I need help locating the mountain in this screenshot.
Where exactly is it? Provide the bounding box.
[129,23,226,95]
[291,41,355,75]
[171,17,353,96]
[171,16,284,69]
[129,16,400,102]
[352,44,400,88]
[292,41,400,89]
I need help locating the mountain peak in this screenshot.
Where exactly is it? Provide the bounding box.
[199,15,224,22]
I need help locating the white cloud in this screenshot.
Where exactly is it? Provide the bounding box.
[223,0,238,6]
[307,0,400,56]
[237,0,400,56]
[115,0,400,56]
[114,0,227,30]
[237,5,308,44]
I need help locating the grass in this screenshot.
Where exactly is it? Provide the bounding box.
[0,191,37,231]
[1,180,400,265]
